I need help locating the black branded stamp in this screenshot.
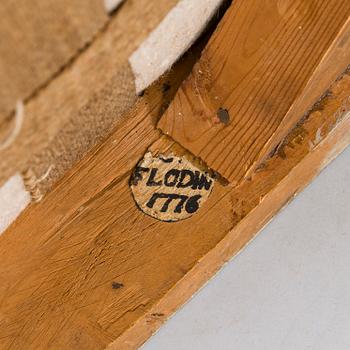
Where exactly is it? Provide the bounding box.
[130,152,214,222]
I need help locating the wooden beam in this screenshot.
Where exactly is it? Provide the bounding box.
[158,0,350,185]
[110,101,350,350]
[0,57,349,349]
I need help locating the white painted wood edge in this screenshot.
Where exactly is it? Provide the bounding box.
[104,0,124,14]
[0,173,30,235]
[129,0,224,94]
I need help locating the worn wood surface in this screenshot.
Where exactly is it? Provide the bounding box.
[0,49,210,349]
[110,94,350,350]
[158,0,350,184]
[0,53,349,349]
[0,0,107,122]
[1,1,349,348]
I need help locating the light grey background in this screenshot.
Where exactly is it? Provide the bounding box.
[142,144,350,350]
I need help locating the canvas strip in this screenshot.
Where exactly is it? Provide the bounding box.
[129,0,225,94]
[104,0,125,14]
[0,173,30,235]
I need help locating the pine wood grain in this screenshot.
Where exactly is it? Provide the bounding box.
[0,0,108,122]
[0,1,349,347]
[0,60,349,349]
[110,94,350,350]
[0,49,221,349]
[158,0,350,185]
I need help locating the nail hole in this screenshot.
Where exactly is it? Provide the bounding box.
[112,282,124,289]
[217,107,230,125]
[162,82,171,93]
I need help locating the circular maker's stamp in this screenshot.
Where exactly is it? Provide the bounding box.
[130,152,214,222]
